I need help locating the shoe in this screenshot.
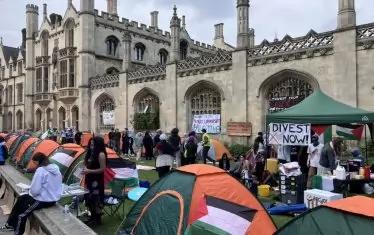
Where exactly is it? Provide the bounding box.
[0,224,14,231]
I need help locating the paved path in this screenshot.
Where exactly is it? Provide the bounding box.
[0,199,12,235]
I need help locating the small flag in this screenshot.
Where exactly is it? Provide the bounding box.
[104,158,139,188]
[312,125,332,144]
[336,124,364,141]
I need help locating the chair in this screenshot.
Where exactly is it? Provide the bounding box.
[103,179,127,220]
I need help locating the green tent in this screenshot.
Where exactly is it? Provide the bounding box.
[275,196,374,235]
[9,135,30,160]
[266,89,374,124]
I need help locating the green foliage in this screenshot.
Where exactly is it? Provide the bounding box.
[132,108,160,131]
[360,139,374,160]
[228,144,251,157]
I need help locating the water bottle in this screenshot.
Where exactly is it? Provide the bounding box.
[63,205,70,221]
[72,196,78,209]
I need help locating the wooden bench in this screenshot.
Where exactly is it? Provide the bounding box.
[0,165,97,235]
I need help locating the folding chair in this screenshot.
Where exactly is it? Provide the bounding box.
[103,179,126,220]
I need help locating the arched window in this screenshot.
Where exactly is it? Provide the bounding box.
[7,112,12,132]
[41,31,49,56]
[136,93,159,114]
[266,76,314,113]
[58,107,66,130]
[134,43,146,61]
[16,110,23,131]
[106,36,119,56]
[65,19,75,47]
[99,98,115,132]
[158,49,168,65]
[106,67,119,74]
[35,109,42,131]
[190,86,221,116]
[180,40,188,60]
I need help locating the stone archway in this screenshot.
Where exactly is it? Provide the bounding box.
[94,94,115,133]
[185,80,223,133]
[71,106,79,130]
[16,110,23,131]
[58,107,66,130]
[46,108,53,129]
[259,69,319,126]
[7,112,13,132]
[132,88,160,131]
[35,109,42,131]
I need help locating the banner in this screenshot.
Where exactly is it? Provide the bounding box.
[192,114,221,134]
[269,123,311,146]
[268,95,305,113]
[103,111,115,125]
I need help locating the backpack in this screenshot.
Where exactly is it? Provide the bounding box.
[184,140,198,158]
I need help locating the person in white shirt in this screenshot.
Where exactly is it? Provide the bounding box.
[277,145,291,164]
[0,153,62,234]
[307,135,324,188]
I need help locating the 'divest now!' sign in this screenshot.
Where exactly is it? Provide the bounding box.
[269,123,311,146]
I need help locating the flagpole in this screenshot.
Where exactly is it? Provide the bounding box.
[365,124,368,164]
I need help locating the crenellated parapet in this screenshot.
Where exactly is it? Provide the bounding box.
[127,64,166,84]
[247,30,334,67]
[177,52,232,77]
[26,4,39,14]
[90,73,119,90]
[356,23,374,50]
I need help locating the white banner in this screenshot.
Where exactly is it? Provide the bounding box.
[103,111,115,125]
[192,114,221,134]
[269,123,311,146]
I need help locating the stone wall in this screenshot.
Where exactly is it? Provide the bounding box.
[0,165,96,235]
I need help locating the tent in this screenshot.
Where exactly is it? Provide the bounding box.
[0,133,8,138]
[197,139,233,161]
[275,196,374,235]
[266,89,374,124]
[49,143,86,178]
[119,164,276,235]
[65,148,139,190]
[14,137,39,164]
[4,133,17,142]
[81,132,94,147]
[22,140,59,171]
[8,135,31,158]
[6,135,19,149]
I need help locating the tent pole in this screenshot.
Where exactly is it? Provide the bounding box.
[365,124,368,164]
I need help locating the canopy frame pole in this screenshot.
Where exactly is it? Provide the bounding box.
[365,124,368,164]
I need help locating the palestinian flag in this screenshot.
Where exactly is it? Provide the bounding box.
[312,125,332,144]
[186,195,257,235]
[336,124,364,141]
[50,149,77,176]
[104,158,139,188]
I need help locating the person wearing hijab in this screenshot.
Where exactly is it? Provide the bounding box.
[154,134,174,178]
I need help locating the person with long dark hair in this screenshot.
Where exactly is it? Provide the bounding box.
[142,131,154,160]
[253,135,265,183]
[83,136,107,225]
[154,134,174,178]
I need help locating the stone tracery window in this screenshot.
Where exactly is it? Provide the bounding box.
[136,93,159,113]
[99,98,115,132]
[106,35,119,57]
[190,86,221,116]
[134,43,146,61]
[180,40,188,60]
[41,31,49,56]
[65,19,75,48]
[158,49,168,65]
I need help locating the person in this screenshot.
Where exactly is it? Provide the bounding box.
[83,136,107,225]
[108,128,115,149]
[307,135,324,188]
[142,131,154,160]
[154,134,174,178]
[60,129,66,144]
[253,135,266,183]
[153,129,162,147]
[127,131,135,156]
[122,129,130,156]
[229,156,244,180]
[74,129,83,146]
[0,136,8,165]
[0,153,62,234]
[134,132,144,161]
[351,148,365,165]
[169,128,181,167]
[319,137,343,175]
[65,128,74,143]
[201,129,215,165]
[219,153,230,171]
[184,136,198,165]
[112,128,121,155]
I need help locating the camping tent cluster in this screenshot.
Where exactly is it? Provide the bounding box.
[2,133,139,190]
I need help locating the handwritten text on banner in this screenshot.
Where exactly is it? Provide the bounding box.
[192,114,221,134]
[269,123,311,146]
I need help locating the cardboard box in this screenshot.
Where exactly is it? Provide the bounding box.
[304,189,343,209]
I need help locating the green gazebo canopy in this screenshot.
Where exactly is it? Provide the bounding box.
[266,89,374,124]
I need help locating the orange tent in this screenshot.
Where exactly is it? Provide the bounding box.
[81,132,94,147]
[14,137,39,164]
[6,135,18,149]
[27,140,59,170]
[103,133,122,149]
[121,164,276,235]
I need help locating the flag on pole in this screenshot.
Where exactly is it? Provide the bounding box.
[312,125,332,144]
[336,124,364,141]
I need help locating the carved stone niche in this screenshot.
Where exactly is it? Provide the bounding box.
[282,55,289,61]
[319,49,328,56]
[294,53,302,60]
[363,41,374,50]
[306,50,314,58]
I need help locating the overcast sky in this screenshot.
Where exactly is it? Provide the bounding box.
[0,0,373,48]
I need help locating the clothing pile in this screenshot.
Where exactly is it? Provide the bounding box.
[279,162,302,177]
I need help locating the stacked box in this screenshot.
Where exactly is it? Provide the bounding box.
[279,174,306,205]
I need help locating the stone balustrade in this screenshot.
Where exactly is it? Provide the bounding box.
[0,165,96,235]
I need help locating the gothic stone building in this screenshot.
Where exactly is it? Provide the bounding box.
[2,0,374,144]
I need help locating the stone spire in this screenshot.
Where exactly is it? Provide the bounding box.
[170,5,181,61]
[337,0,356,29]
[43,3,47,19]
[182,15,186,29]
[122,24,132,71]
[67,0,72,8]
[236,0,250,48]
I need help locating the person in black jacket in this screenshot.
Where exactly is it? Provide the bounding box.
[74,130,83,146]
[169,128,181,167]
[122,129,130,156]
[219,153,230,171]
[319,137,343,175]
[142,131,154,160]
[184,136,198,165]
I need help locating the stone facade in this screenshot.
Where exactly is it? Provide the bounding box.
[2,0,374,145]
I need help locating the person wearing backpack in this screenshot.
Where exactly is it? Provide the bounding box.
[0,136,8,165]
[184,136,198,165]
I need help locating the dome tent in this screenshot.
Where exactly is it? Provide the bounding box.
[119,164,276,235]
[275,196,374,235]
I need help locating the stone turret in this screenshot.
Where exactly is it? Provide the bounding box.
[236,0,250,48]
[170,5,181,61]
[151,11,159,28]
[43,3,47,19]
[338,0,356,29]
[107,0,118,16]
[25,4,39,130]
[122,24,132,71]
[249,28,255,47]
[67,0,72,8]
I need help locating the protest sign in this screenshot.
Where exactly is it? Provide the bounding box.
[103,111,115,125]
[192,114,221,134]
[269,123,311,146]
